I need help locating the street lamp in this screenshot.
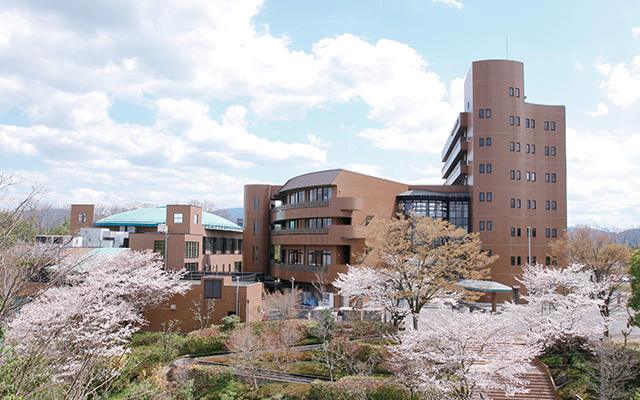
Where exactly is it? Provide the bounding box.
[291,277,295,292]
[527,227,532,265]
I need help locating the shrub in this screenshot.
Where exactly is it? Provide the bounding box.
[350,321,396,338]
[221,315,242,332]
[180,331,228,356]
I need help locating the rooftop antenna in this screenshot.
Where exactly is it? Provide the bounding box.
[506,37,509,60]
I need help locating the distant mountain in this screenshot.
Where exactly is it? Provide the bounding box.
[221,207,243,225]
[568,226,640,248]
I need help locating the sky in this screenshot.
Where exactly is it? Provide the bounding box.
[0,0,639,228]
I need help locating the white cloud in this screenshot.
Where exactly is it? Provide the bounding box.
[566,127,640,227]
[0,9,32,47]
[307,134,333,148]
[586,102,609,117]
[633,26,640,39]
[430,0,463,10]
[575,61,583,71]
[345,163,382,177]
[596,56,640,108]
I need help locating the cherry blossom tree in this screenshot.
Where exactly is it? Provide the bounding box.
[387,308,540,399]
[336,216,495,329]
[1,251,189,399]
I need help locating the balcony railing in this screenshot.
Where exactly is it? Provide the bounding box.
[270,261,328,274]
[442,113,468,161]
[272,227,329,236]
[272,200,329,212]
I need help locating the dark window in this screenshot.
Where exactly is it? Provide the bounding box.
[510,87,514,97]
[552,201,557,210]
[532,172,536,182]
[479,164,485,173]
[487,221,492,230]
[516,142,520,152]
[510,198,515,208]
[552,173,557,183]
[532,228,537,238]
[487,192,492,202]
[545,121,549,130]
[510,142,515,151]
[545,146,550,156]
[479,109,484,118]
[154,240,165,257]
[527,200,531,209]
[546,256,551,266]
[479,138,484,146]
[78,212,87,222]
[516,88,520,97]
[526,118,530,128]
[204,280,223,299]
[545,173,550,182]
[185,241,199,259]
[517,199,521,208]
[526,144,530,153]
[552,229,557,238]
[184,262,198,271]
[486,137,492,146]
[516,117,520,126]
[531,145,536,154]
[510,116,514,125]
[479,221,485,230]
[545,201,550,210]
[517,256,522,265]
[551,121,556,130]
[511,227,516,237]
[551,146,556,156]
[546,228,551,238]
[517,170,521,180]
[511,256,516,266]
[479,192,485,202]
[531,119,536,128]
[532,200,536,209]
[510,170,515,180]
[486,109,491,118]
[486,164,492,173]
[517,228,522,237]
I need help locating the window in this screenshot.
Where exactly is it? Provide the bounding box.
[194,214,199,224]
[531,228,537,238]
[308,250,331,267]
[479,192,485,202]
[487,221,492,230]
[309,187,333,202]
[185,242,199,259]
[487,192,492,202]
[479,164,485,173]
[517,256,522,265]
[486,137,492,146]
[511,198,516,208]
[486,164,492,173]
[526,118,530,128]
[517,199,521,208]
[510,116,514,125]
[479,221,485,230]
[253,196,260,209]
[546,256,551,266]
[204,280,222,299]
[511,227,516,237]
[532,200,537,209]
[552,201,557,210]
[544,121,549,130]
[517,228,522,237]
[479,138,484,146]
[526,172,530,181]
[516,117,520,126]
[252,246,259,261]
[552,229,557,238]
[546,229,551,238]
[546,201,550,210]
[545,146,550,156]
[516,88,520,97]
[517,170,521,180]
[153,240,165,257]
[510,87,514,96]
[174,213,183,223]
[289,190,305,204]
[479,109,484,118]
[185,262,198,271]
[288,249,304,265]
[252,220,258,234]
[545,173,550,182]
[511,256,516,266]
[510,142,515,151]
[531,119,536,129]
[551,121,556,130]
[531,145,536,154]
[510,170,515,180]
[527,200,531,209]
[551,146,556,156]
[551,173,557,183]
[77,212,87,222]
[526,144,530,153]
[532,172,536,182]
[486,109,491,118]
[516,142,521,152]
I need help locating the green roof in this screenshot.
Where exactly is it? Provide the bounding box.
[456,279,512,293]
[94,206,243,232]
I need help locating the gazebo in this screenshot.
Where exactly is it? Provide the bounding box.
[457,279,512,312]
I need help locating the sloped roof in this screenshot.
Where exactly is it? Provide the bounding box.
[94,206,243,232]
[276,169,342,195]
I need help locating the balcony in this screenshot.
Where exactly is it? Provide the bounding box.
[444,160,469,186]
[328,224,364,239]
[270,261,328,274]
[272,200,329,213]
[272,227,329,236]
[441,139,468,178]
[442,113,469,161]
[272,196,363,222]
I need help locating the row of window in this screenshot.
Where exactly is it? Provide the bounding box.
[510,256,558,266]
[286,249,332,267]
[511,227,536,238]
[478,109,492,118]
[478,192,492,202]
[508,199,558,210]
[173,212,199,225]
[478,137,492,146]
[509,170,558,183]
[203,237,242,254]
[509,87,521,97]
[478,221,492,231]
[509,117,558,131]
[478,164,492,173]
[284,186,333,205]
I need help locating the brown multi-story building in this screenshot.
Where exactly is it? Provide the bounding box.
[243,59,567,305]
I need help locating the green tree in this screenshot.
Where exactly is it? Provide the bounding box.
[627,249,640,328]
